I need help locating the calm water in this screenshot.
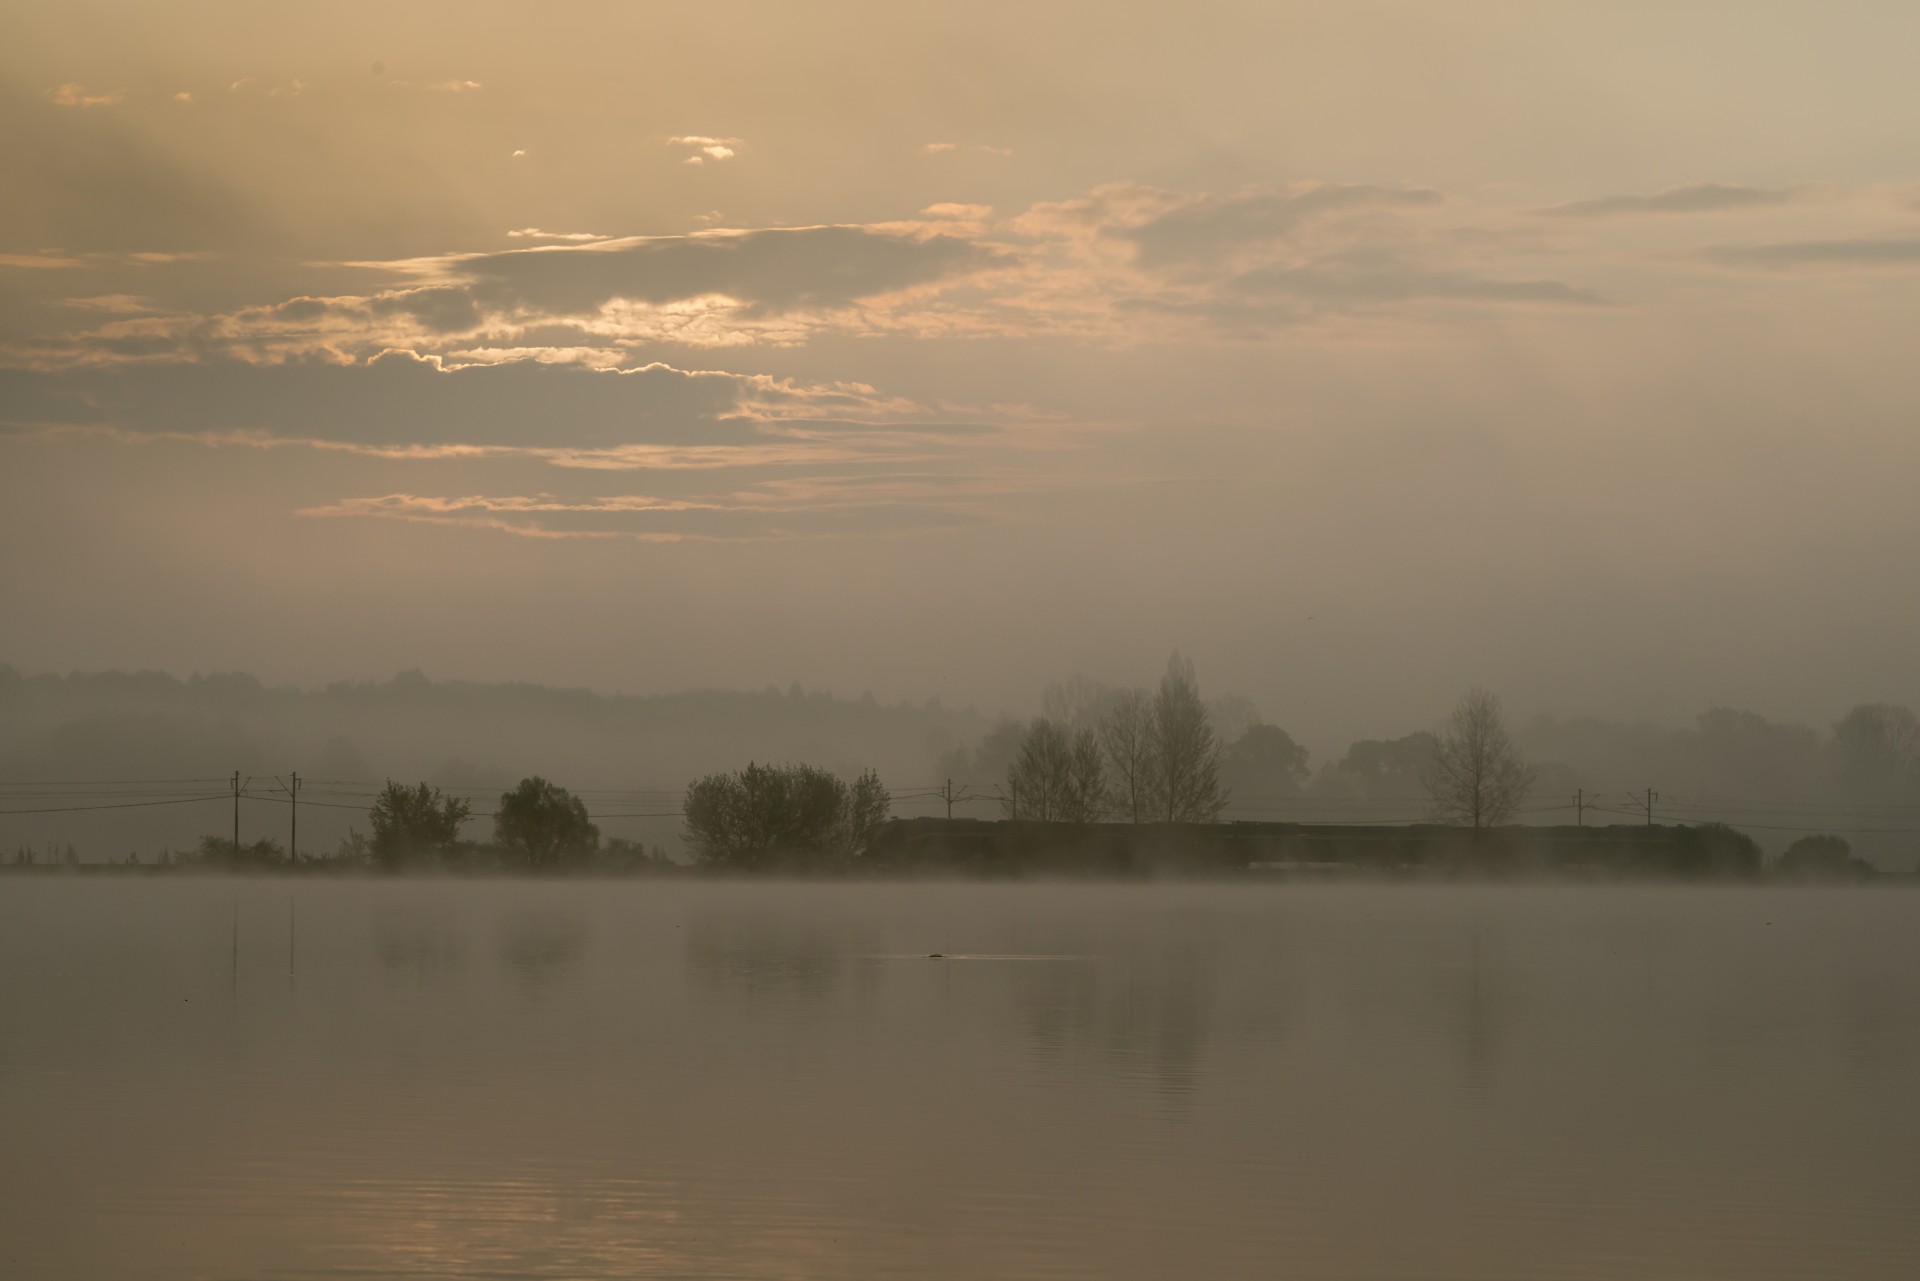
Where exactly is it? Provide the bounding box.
[3,879,1918,1280]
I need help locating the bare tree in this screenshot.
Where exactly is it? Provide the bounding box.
[1042,674,1118,736]
[1063,727,1108,822]
[1098,688,1154,823]
[1005,718,1071,820]
[1148,652,1226,823]
[1424,688,1534,829]
[1832,703,1920,799]
[1005,718,1111,821]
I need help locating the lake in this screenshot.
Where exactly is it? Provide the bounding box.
[3,879,1918,1279]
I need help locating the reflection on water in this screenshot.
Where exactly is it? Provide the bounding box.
[496,906,590,988]
[3,881,1920,1279]
[373,902,468,982]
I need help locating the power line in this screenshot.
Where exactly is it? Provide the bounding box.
[0,792,231,816]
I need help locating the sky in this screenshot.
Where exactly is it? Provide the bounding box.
[4,0,1920,751]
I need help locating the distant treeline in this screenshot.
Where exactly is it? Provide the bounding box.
[937,655,1920,870]
[6,658,1920,871]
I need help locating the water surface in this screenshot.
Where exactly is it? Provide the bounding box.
[3,880,1917,1279]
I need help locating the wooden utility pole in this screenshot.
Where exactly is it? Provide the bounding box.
[232,771,241,854]
[1575,788,1585,826]
[288,772,300,864]
[1644,788,1658,827]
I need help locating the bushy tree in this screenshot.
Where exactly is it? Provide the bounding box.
[844,769,893,856]
[194,836,286,868]
[1778,833,1873,880]
[683,762,889,869]
[1207,693,1264,746]
[368,780,471,869]
[494,776,599,870]
[1425,688,1534,829]
[1325,732,1439,798]
[1147,652,1226,822]
[1220,724,1310,813]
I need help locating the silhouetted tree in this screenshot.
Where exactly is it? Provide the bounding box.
[1099,688,1155,823]
[1147,652,1226,822]
[194,835,286,868]
[843,769,892,858]
[1326,732,1439,798]
[1005,718,1073,820]
[1220,724,1310,814]
[1832,703,1920,798]
[1777,833,1873,880]
[937,717,1026,792]
[1041,674,1118,735]
[494,776,599,870]
[683,762,882,869]
[1425,688,1534,829]
[368,780,471,869]
[1207,693,1263,746]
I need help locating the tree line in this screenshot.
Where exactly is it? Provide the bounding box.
[987,653,1535,830]
[188,776,667,872]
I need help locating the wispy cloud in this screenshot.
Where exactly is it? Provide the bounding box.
[507,228,606,242]
[1701,236,1920,268]
[922,142,1011,157]
[0,253,84,270]
[1540,182,1795,218]
[44,83,124,108]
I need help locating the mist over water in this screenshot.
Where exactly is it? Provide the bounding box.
[5,879,1918,1280]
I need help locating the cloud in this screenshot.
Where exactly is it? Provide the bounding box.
[1126,183,1446,266]
[0,351,942,458]
[1701,237,1920,268]
[0,352,1049,541]
[8,176,1699,366]
[669,135,740,162]
[295,477,1010,542]
[922,142,1011,157]
[64,294,160,313]
[44,84,124,108]
[1234,260,1607,307]
[229,78,307,96]
[445,225,989,315]
[1540,182,1794,218]
[512,149,526,158]
[0,253,84,270]
[922,204,992,220]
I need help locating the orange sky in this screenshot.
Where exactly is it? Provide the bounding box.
[5,1,1920,747]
